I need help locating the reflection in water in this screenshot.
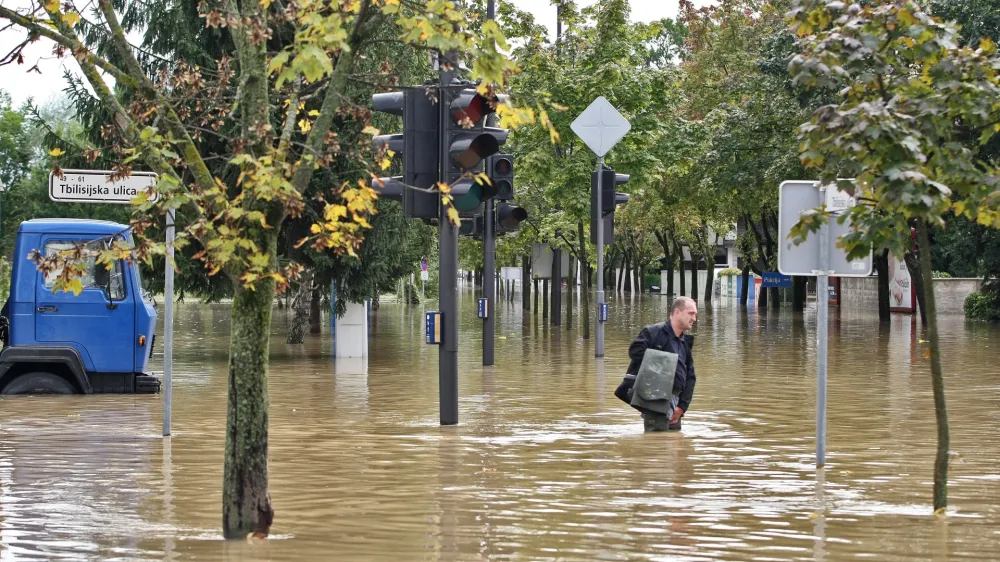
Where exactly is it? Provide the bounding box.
[0,293,999,560]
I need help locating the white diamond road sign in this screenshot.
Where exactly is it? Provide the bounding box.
[570,96,631,157]
[49,168,159,204]
[777,180,873,277]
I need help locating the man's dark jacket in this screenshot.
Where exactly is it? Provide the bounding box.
[625,322,696,411]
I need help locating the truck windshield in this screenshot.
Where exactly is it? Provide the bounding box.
[119,234,153,302]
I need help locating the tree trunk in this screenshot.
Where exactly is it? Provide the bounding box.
[522,255,530,312]
[542,279,549,319]
[690,257,699,301]
[758,278,768,309]
[666,266,674,297]
[309,281,322,335]
[740,266,750,306]
[704,263,714,304]
[578,221,591,340]
[905,249,928,327]
[770,286,780,310]
[533,278,539,315]
[917,221,949,513]
[876,249,891,323]
[679,259,687,296]
[566,258,575,330]
[793,276,807,312]
[286,270,313,344]
[224,279,275,539]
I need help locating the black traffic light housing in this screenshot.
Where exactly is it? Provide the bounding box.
[590,165,630,244]
[372,87,440,217]
[443,85,509,215]
[495,202,527,234]
[486,153,514,201]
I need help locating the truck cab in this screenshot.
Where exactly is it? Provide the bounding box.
[0,219,159,395]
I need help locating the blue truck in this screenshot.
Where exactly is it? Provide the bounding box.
[0,219,160,395]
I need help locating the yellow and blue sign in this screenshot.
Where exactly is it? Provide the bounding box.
[425,311,442,345]
[477,298,489,319]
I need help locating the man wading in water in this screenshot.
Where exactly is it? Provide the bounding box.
[617,297,698,431]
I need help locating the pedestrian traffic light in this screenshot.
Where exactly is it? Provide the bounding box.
[590,165,630,244]
[372,87,439,218]
[443,85,509,215]
[459,215,484,237]
[495,202,527,234]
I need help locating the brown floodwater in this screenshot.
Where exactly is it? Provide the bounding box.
[2,289,1000,561]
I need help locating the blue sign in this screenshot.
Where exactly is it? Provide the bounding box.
[599,303,609,323]
[761,272,792,288]
[477,298,489,319]
[425,311,442,345]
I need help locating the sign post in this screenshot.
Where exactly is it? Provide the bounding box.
[571,97,631,358]
[778,180,872,467]
[48,169,173,437]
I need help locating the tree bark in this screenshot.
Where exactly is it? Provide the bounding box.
[522,255,531,312]
[793,276,807,312]
[566,258,575,330]
[533,278,539,316]
[690,257,699,300]
[876,249,891,323]
[770,286,780,310]
[309,282,322,335]
[542,279,549,319]
[917,222,949,513]
[740,266,750,306]
[704,263,714,304]
[287,270,313,344]
[677,244,687,296]
[758,278,768,309]
[578,222,591,340]
[224,277,276,539]
[905,249,928,327]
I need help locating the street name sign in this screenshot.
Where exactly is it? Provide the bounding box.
[49,169,159,204]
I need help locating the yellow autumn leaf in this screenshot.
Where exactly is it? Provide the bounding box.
[362,125,379,136]
[43,0,59,12]
[67,278,84,296]
[308,109,320,117]
[310,223,322,234]
[298,118,312,133]
[446,206,459,225]
[260,0,273,8]
[49,147,65,157]
[437,182,451,194]
[62,11,81,27]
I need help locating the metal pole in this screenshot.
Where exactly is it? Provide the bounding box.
[162,208,175,437]
[595,156,605,357]
[439,68,458,426]
[483,198,495,365]
[816,188,829,467]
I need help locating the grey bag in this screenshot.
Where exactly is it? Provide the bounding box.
[630,348,678,414]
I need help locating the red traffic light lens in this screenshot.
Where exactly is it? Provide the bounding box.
[493,157,512,175]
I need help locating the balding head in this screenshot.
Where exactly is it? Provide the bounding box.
[670,297,698,333]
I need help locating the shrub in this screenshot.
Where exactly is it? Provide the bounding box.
[932,271,953,279]
[964,291,1000,322]
[716,267,741,278]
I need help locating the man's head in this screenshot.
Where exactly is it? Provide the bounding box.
[670,297,698,333]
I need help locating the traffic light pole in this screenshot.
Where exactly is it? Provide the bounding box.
[595,156,605,357]
[483,198,496,365]
[439,74,459,426]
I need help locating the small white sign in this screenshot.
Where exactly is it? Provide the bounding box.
[420,270,429,281]
[570,96,631,157]
[49,168,159,204]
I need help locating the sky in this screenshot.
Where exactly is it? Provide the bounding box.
[0,0,689,108]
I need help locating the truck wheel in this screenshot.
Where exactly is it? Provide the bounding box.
[1,372,78,395]
[136,375,161,394]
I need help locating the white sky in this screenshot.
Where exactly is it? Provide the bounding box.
[0,0,687,108]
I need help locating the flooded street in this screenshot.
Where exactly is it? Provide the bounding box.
[2,290,1000,560]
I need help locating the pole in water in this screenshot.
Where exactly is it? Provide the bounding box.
[815,187,829,467]
[163,208,175,437]
[595,156,605,357]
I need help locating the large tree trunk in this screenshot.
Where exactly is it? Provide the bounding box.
[542,279,549,319]
[916,222,949,512]
[566,257,575,330]
[770,286,780,310]
[578,221,591,340]
[793,276,807,312]
[287,270,313,344]
[667,266,674,297]
[876,249,891,323]
[224,278,276,539]
[522,255,531,313]
[758,279,768,309]
[740,266,750,306]
[704,262,714,304]
[905,249,928,327]
[309,279,322,335]
[690,257,699,301]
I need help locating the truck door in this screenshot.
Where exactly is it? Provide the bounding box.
[34,237,136,373]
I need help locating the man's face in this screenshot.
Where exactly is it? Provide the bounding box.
[672,301,698,332]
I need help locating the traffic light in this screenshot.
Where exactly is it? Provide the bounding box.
[459,215,484,237]
[590,165,630,244]
[372,87,439,217]
[443,85,509,215]
[495,202,527,234]
[486,153,514,200]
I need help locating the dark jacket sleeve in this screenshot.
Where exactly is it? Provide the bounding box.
[677,337,696,411]
[626,326,654,375]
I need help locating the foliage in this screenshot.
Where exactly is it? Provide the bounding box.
[717,267,742,277]
[964,291,1000,322]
